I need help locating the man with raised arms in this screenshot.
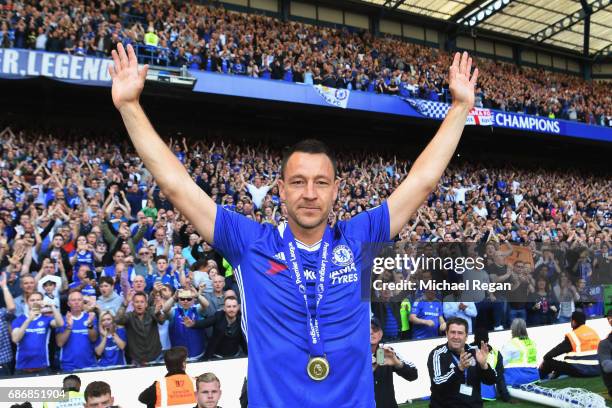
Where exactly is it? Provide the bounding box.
[109,43,478,407]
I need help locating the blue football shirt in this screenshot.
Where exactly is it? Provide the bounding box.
[213,202,389,407]
[95,327,127,367]
[57,313,98,371]
[168,305,207,358]
[411,299,443,340]
[11,315,53,370]
[68,250,95,273]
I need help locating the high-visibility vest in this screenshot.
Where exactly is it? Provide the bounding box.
[42,391,84,407]
[400,298,411,332]
[564,325,600,367]
[481,347,499,401]
[155,374,196,407]
[144,32,159,47]
[505,338,538,368]
[223,258,234,277]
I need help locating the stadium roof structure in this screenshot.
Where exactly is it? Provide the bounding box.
[362,0,612,59]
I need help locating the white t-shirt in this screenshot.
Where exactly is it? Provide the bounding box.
[513,194,524,205]
[473,206,488,218]
[192,271,213,295]
[453,187,471,204]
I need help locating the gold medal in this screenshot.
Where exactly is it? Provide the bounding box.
[307,356,330,381]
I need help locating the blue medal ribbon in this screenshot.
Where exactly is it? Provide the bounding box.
[451,352,469,383]
[281,224,332,358]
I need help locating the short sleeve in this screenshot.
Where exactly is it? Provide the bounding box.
[212,205,265,266]
[56,318,67,334]
[411,301,422,316]
[116,327,127,342]
[340,201,390,244]
[11,315,25,330]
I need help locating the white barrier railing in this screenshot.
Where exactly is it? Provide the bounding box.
[1,318,608,408]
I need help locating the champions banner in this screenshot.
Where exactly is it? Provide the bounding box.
[0,48,112,86]
[404,98,493,126]
[313,85,350,108]
[0,48,609,141]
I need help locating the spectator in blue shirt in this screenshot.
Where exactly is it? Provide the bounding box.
[69,235,95,274]
[95,310,127,367]
[11,291,64,375]
[56,290,98,372]
[68,264,97,297]
[154,256,181,289]
[162,287,208,359]
[410,289,447,340]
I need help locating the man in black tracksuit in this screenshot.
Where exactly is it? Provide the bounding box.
[597,309,612,397]
[371,317,418,408]
[427,317,496,408]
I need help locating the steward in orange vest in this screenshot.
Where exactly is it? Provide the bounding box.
[139,346,197,408]
[539,311,601,379]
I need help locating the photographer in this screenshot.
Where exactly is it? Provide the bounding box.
[370,318,417,408]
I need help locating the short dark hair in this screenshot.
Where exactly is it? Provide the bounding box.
[28,291,44,301]
[62,374,81,392]
[98,276,114,286]
[67,288,83,297]
[224,295,238,304]
[83,381,111,402]
[132,291,148,302]
[155,255,168,262]
[281,139,337,179]
[572,311,586,326]
[164,346,188,372]
[446,317,468,333]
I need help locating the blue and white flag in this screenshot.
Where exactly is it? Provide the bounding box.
[313,85,350,109]
[404,98,493,125]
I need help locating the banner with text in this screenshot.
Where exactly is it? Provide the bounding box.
[0,48,112,86]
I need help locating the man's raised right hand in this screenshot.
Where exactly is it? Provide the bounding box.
[109,43,149,111]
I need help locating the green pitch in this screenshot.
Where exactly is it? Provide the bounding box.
[399,377,611,407]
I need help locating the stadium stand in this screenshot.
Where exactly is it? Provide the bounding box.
[0,125,609,377]
[0,0,610,126]
[0,4,610,408]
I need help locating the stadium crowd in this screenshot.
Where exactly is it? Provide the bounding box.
[0,0,611,126]
[0,125,609,377]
